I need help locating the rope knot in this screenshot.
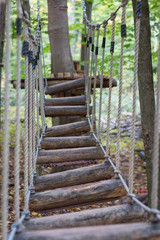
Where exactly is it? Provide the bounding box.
[96,24,101,30]
[121,0,129,7]
[110,12,117,21]
[91,25,95,30]
[102,20,108,28]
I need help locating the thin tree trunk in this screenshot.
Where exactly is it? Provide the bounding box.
[47,0,75,76]
[132,0,155,207]
[0,2,6,129]
[81,0,93,70]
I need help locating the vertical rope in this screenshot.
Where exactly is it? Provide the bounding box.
[91,26,100,131]
[106,13,116,156]
[88,26,95,119]
[129,1,141,193]
[14,0,21,224]
[32,42,36,173]
[36,66,40,147]
[86,25,92,117]
[2,0,11,238]
[28,35,34,189]
[97,22,107,141]
[151,5,160,209]
[116,2,127,170]
[22,15,30,214]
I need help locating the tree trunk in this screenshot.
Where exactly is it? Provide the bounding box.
[81,0,93,70]
[0,2,6,129]
[132,0,155,207]
[47,0,75,76]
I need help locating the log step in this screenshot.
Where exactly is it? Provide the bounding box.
[34,162,114,192]
[45,96,87,106]
[44,106,92,117]
[37,147,104,164]
[41,136,97,149]
[46,77,85,95]
[29,179,127,211]
[45,120,90,137]
[24,204,146,231]
[15,222,160,240]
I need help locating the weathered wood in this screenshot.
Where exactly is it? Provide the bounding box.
[41,136,96,149]
[34,162,114,192]
[46,77,85,95]
[44,106,92,117]
[45,96,87,106]
[24,204,146,231]
[37,147,104,164]
[15,222,160,240]
[44,120,90,137]
[29,179,126,211]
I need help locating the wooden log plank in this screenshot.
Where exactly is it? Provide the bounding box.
[41,136,97,149]
[45,78,85,95]
[15,222,160,240]
[44,106,92,117]
[45,96,87,106]
[24,204,146,231]
[37,147,104,164]
[29,179,126,211]
[44,120,90,137]
[34,162,114,192]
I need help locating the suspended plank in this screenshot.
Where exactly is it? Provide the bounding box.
[41,136,97,149]
[15,222,160,240]
[34,162,114,192]
[29,179,126,211]
[45,77,85,95]
[37,147,104,164]
[45,96,87,106]
[44,106,92,117]
[44,120,90,137]
[24,204,146,231]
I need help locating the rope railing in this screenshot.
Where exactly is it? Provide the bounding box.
[82,0,160,221]
[1,0,47,239]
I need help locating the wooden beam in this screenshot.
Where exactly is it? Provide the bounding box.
[44,120,90,137]
[41,136,97,149]
[29,179,126,211]
[45,78,85,95]
[15,222,160,240]
[44,106,92,117]
[24,204,146,231]
[37,147,104,164]
[45,96,87,106]
[34,162,114,192]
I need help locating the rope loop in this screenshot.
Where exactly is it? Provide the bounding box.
[102,20,108,28]
[96,24,101,31]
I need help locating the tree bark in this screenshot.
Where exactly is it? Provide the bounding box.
[47,0,75,75]
[132,0,155,207]
[24,204,145,230]
[81,0,93,69]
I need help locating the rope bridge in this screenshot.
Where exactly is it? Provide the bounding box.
[1,0,160,239]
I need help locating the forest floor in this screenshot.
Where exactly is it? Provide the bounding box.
[0,114,147,232]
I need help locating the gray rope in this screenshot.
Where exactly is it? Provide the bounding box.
[151,8,160,209]
[129,16,141,193]
[106,13,116,155]
[14,0,21,225]
[97,22,107,141]
[2,0,11,239]
[91,26,100,131]
[116,3,126,170]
